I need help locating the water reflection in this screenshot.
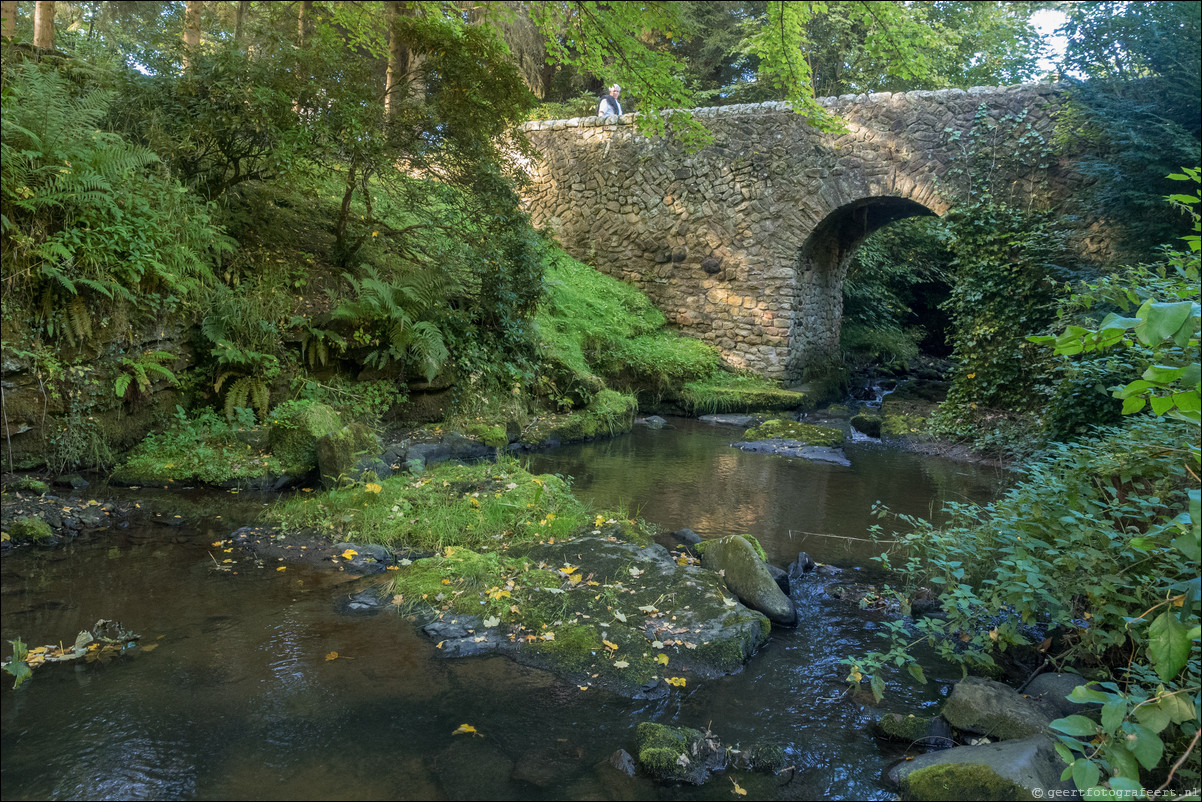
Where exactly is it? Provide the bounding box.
[3,422,1008,800]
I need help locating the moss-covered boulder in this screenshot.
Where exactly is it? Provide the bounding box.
[742,419,843,446]
[699,535,796,626]
[636,723,722,784]
[316,423,384,489]
[7,516,54,543]
[678,375,811,415]
[10,478,50,495]
[268,401,343,475]
[889,736,1073,801]
[942,677,1053,741]
[850,412,882,439]
[874,713,954,747]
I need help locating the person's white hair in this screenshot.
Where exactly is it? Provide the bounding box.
[608,84,621,92]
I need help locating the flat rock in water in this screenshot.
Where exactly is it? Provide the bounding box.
[699,414,760,427]
[635,415,668,429]
[731,439,851,466]
[888,735,1074,800]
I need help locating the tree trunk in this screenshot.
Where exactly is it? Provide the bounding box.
[182,0,201,68]
[1,1,17,41]
[32,0,53,49]
[384,1,402,116]
[298,0,312,46]
[233,0,249,46]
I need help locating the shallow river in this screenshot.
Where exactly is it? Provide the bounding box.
[1,418,1009,800]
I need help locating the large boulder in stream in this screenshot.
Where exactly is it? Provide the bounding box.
[888,735,1074,800]
[700,535,797,626]
[942,677,1054,740]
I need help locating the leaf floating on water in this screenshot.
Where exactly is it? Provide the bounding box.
[276,566,287,572]
[731,778,747,796]
[325,651,339,661]
[452,723,481,737]
[139,643,158,653]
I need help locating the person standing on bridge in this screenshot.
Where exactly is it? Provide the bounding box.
[598,84,622,117]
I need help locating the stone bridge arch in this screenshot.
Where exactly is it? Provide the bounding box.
[519,84,1074,383]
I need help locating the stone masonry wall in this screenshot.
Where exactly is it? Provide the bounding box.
[519,84,1069,383]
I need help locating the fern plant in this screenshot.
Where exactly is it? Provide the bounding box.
[330,264,450,382]
[114,351,179,403]
[1,61,226,337]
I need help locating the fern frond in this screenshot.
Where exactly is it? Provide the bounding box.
[68,296,93,343]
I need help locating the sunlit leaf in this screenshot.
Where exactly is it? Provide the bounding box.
[452,723,481,737]
[655,654,669,666]
[341,549,359,560]
[325,651,339,661]
[603,639,619,651]
[364,483,383,494]
[731,778,747,796]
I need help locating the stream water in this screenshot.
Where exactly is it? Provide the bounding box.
[1,418,1009,800]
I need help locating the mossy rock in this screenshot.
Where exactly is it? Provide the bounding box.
[8,516,54,543]
[850,412,882,438]
[875,712,943,743]
[463,422,509,448]
[901,762,1028,801]
[743,419,843,447]
[636,723,708,784]
[268,402,343,475]
[889,736,1073,800]
[11,478,50,495]
[699,535,796,626]
[679,380,811,415]
[941,677,1052,741]
[316,423,383,489]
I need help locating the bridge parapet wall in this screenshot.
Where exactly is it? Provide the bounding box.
[520,84,1067,381]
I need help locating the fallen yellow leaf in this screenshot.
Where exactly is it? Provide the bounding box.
[731,778,747,796]
[602,639,619,652]
[341,549,359,560]
[452,723,481,736]
[655,654,669,666]
[325,651,339,661]
[276,566,287,572]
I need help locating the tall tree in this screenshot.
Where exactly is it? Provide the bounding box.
[33,0,53,49]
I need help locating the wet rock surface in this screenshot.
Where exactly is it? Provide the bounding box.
[731,439,851,466]
[1,478,133,549]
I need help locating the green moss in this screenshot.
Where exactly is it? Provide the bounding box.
[595,332,722,394]
[532,624,602,671]
[11,478,50,495]
[268,401,343,474]
[743,419,844,446]
[114,410,290,486]
[315,423,380,488]
[463,422,509,448]
[8,517,54,542]
[826,403,852,417]
[265,456,586,551]
[522,389,636,445]
[875,713,936,742]
[850,412,883,438]
[745,743,787,773]
[679,374,810,414]
[900,763,1027,801]
[636,723,704,781]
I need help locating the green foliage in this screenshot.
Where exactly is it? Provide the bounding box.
[265,456,585,552]
[743,419,844,446]
[331,264,450,382]
[289,376,404,427]
[1052,2,1201,258]
[1,60,226,334]
[115,407,289,486]
[114,351,178,404]
[936,201,1074,414]
[266,400,343,476]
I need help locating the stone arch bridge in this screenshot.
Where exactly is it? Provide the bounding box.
[519,84,1076,383]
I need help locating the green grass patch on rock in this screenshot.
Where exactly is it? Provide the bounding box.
[679,374,810,415]
[266,456,585,552]
[113,409,293,487]
[743,419,844,446]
